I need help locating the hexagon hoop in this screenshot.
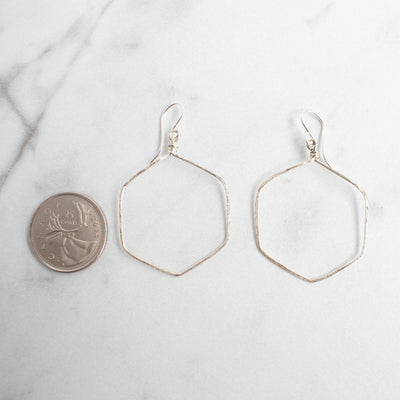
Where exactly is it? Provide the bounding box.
[255,112,369,283]
[119,104,230,276]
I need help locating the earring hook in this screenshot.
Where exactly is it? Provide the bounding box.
[300,110,330,166]
[151,103,184,164]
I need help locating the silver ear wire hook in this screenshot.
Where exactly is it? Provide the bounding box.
[300,110,331,167]
[151,103,184,164]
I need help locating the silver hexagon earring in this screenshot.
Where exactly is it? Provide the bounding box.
[255,111,368,282]
[119,103,230,276]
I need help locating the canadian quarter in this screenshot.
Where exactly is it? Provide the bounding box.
[29,192,107,272]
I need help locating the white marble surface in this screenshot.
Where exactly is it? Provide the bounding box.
[1,0,400,399]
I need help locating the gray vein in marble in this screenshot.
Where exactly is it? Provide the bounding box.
[1,15,84,88]
[37,16,84,61]
[0,84,36,187]
[306,2,334,29]
[0,0,117,191]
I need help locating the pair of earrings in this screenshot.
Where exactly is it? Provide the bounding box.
[119,104,368,282]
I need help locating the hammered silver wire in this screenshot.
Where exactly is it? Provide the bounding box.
[119,104,231,276]
[255,111,369,282]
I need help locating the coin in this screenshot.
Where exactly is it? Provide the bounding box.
[29,193,107,272]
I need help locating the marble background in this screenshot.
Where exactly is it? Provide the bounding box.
[1,0,400,399]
